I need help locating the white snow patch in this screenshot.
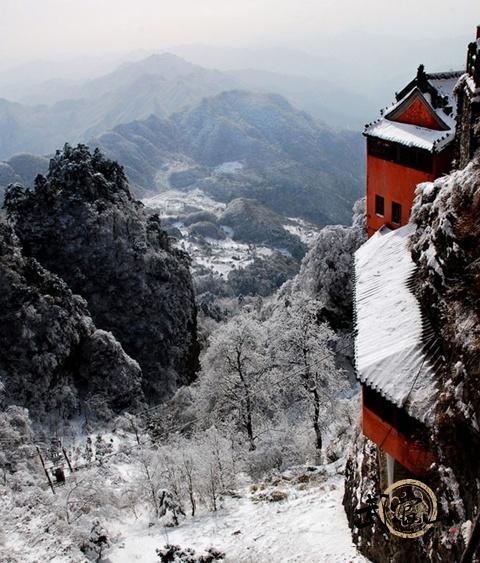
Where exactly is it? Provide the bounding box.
[284,217,320,246]
[143,191,318,278]
[108,475,367,563]
[213,161,244,175]
[143,188,226,217]
[180,237,274,276]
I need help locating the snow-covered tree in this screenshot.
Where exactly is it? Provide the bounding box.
[157,489,186,527]
[201,315,270,451]
[270,296,347,462]
[80,519,110,562]
[0,406,36,484]
[134,449,164,519]
[294,198,366,328]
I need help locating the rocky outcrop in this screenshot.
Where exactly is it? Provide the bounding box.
[5,144,199,402]
[0,224,143,419]
[343,430,467,563]
[410,157,480,468]
[410,156,480,408]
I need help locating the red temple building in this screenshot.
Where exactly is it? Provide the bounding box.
[354,27,480,482]
[364,66,460,237]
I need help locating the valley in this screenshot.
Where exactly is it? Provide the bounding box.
[144,187,319,279]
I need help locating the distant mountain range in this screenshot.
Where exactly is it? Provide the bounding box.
[0,50,382,163]
[93,90,363,225]
[0,53,365,225]
[0,54,241,159]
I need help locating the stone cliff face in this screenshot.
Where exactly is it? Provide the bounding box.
[5,144,199,403]
[410,157,480,424]
[0,224,143,419]
[343,431,466,563]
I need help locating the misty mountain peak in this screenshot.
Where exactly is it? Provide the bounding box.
[120,52,200,78]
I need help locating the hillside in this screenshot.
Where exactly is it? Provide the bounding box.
[95,90,364,225]
[0,224,144,420]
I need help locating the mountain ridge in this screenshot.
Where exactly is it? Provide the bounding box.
[93,89,364,225]
[0,53,240,159]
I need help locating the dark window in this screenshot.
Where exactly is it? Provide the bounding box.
[395,145,433,172]
[368,138,396,161]
[392,201,402,224]
[375,195,385,216]
[367,137,433,173]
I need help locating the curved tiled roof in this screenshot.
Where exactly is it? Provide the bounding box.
[364,118,453,152]
[354,224,441,425]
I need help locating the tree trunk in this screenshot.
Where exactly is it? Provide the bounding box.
[246,408,256,451]
[301,348,322,461]
[210,466,218,511]
[237,351,256,451]
[312,387,323,462]
[188,478,196,517]
[144,462,158,517]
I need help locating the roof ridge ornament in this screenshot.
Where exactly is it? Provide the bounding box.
[416,64,430,95]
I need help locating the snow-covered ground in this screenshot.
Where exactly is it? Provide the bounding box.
[213,161,244,176]
[143,188,320,277]
[284,217,320,246]
[143,188,226,217]
[186,238,274,277]
[110,473,367,563]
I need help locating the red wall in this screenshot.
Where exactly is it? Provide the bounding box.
[394,96,445,130]
[366,155,435,237]
[362,402,434,475]
[366,146,453,238]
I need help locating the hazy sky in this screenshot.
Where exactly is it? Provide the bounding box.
[1,0,478,64]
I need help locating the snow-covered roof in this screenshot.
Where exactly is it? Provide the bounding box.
[365,118,453,152]
[354,224,440,424]
[364,69,462,152]
[428,74,460,111]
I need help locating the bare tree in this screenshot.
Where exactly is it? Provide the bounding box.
[65,473,106,524]
[180,451,196,517]
[136,449,161,518]
[201,315,270,451]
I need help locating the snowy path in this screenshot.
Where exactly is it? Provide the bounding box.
[110,476,367,563]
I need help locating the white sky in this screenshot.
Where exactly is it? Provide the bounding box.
[1,0,477,64]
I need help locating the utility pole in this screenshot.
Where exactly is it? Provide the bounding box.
[129,417,141,446]
[36,446,55,495]
[62,447,74,474]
